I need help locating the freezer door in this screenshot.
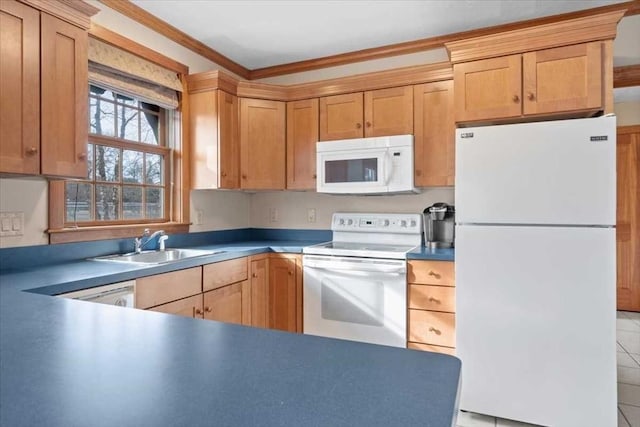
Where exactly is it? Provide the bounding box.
[456,225,616,427]
[455,116,616,225]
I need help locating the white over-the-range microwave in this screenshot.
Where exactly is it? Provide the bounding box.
[316,134,418,194]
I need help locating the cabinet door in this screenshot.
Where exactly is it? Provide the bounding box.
[454,54,522,123]
[0,0,40,175]
[240,98,285,189]
[413,81,454,187]
[149,294,204,319]
[616,126,640,312]
[319,92,363,141]
[249,255,269,328]
[268,256,299,333]
[286,98,318,190]
[364,86,413,137]
[40,13,88,178]
[523,42,602,116]
[203,281,246,325]
[218,91,240,188]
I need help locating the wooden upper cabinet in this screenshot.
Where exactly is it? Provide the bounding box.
[40,13,88,178]
[616,126,640,312]
[0,0,40,175]
[364,86,413,137]
[413,81,454,187]
[268,255,301,333]
[190,89,240,189]
[454,54,522,123]
[319,92,363,141]
[240,98,285,189]
[522,42,602,116]
[286,99,319,190]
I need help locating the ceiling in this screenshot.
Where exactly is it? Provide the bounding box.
[131,0,629,70]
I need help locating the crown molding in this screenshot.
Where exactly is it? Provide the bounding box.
[97,0,250,79]
[445,9,625,64]
[20,0,99,29]
[614,64,640,88]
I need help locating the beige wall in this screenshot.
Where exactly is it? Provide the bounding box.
[190,190,250,232]
[0,178,48,248]
[615,101,640,126]
[249,189,454,229]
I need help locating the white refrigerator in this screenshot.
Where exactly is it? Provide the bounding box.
[455,116,617,427]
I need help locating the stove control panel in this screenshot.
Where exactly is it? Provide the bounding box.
[331,213,422,234]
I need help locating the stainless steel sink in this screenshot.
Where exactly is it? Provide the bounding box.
[89,248,223,265]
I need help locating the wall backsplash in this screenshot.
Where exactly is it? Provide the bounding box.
[190,190,250,232]
[249,188,455,229]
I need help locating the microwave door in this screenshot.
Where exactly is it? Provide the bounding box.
[318,149,388,193]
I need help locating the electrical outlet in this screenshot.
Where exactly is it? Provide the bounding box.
[0,212,24,237]
[307,208,316,223]
[195,210,204,225]
[269,208,278,223]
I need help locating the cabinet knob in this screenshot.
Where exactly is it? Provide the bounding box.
[194,308,203,316]
[416,170,422,177]
[512,95,520,103]
[428,270,441,278]
[77,152,87,160]
[428,297,440,303]
[365,121,372,128]
[428,326,441,335]
[527,92,535,101]
[252,273,258,278]
[221,172,227,177]
[242,174,247,180]
[312,174,317,179]
[288,270,293,276]
[356,123,362,129]
[204,307,213,313]
[26,147,38,155]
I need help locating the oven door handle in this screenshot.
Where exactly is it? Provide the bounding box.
[304,258,406,274]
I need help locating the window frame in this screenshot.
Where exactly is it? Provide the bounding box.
[47,31,190,244]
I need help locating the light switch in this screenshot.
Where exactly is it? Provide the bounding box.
[12,217,21,231]
[1,218,10,232]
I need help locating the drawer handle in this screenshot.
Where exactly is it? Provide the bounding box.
[204,307,212,313]
[428,271,441,279]
[428,297,440,303]
[428,326,441,335]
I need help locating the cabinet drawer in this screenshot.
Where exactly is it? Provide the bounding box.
[408,261,455,286]
[135,267,202,309]
[407,342,456,356]
[149,294,203,318]
[203,257,248,292]
[408,310,455,347]
[409,285,455,313]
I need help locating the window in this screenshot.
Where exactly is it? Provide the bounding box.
[64,85,170,225]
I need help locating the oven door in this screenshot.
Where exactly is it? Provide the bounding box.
[316,148,390,194]
[303,255,406,347]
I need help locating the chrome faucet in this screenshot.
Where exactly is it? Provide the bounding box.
[134,229,167,253]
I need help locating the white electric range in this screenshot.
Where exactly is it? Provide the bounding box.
[302,212,422,347]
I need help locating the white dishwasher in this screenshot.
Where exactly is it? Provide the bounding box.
[60,281,135,308]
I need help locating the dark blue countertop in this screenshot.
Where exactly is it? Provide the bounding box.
[0,233,459,426]
[407,246,455,261]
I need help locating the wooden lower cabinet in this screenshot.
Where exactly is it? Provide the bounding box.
[203,281,248,324]
[249,254,269,328]
[135,267,202,309]
[149,294,203,318]
[617,125,640,312]
[407,260,456,354]
[269,254,302,333]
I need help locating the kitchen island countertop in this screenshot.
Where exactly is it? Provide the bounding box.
[0,240,460,427]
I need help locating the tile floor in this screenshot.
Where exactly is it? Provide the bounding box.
[455,311,640,427]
